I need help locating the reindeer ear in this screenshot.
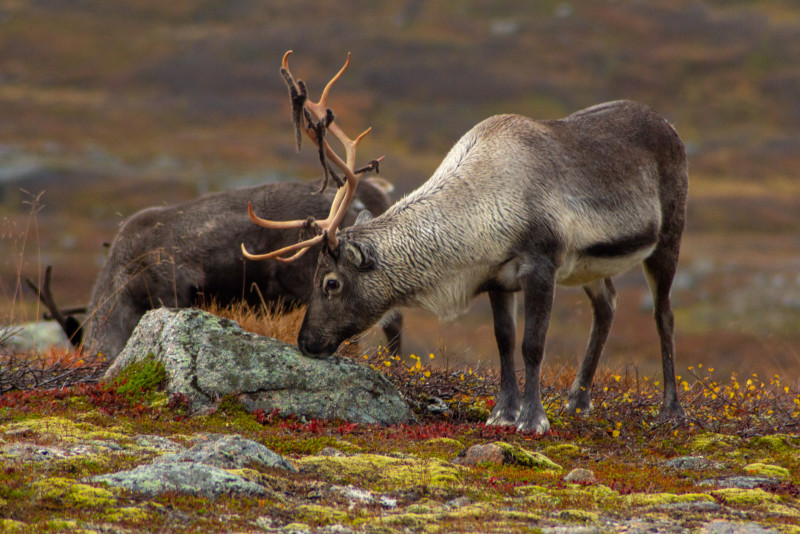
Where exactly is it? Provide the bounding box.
[344,241,375,271]
[354,209,374,226]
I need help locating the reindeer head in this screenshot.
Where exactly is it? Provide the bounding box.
[242,51,388,357]
[296,213,395,357]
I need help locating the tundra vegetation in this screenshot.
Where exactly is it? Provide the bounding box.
[1,2,800,531]
[0,321,799,532]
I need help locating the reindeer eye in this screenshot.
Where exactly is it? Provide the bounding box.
[325,279,340,292]
[322,274,342,297]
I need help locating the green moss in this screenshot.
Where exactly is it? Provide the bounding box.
[744,462,790,479]
[711,488,780,505]
[0,519,27,533]
[102,506,153,522]
[0,416,129,444]
[749,435,794,451]
[494,442,562,471]
[687,432,740,452]
[296,453,462,491]
[625,492,714,507]
[109,352,167,402]
[543,443,582,457]
[296,504,351,525]
[33,477,117,509]
[765,503,800,518]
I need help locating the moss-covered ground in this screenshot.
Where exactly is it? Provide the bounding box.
[0,348,798,533]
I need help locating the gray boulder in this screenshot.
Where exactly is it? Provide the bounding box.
[90,462,268,498]
[0,321,71,354]
[103,308,413,425]
[154,434,297,472]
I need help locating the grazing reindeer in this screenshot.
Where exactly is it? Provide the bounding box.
[32,179,401,361]
[244,52,688,433]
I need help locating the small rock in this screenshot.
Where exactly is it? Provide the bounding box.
[453,442,561,470]
[665,455,716,470]
[453,443,506,466]
[445,496,471,508]
[565,468,597,485]
[153,434,296,472]
[318,447,347,457]
[379,495,398,509]
[328,485,375,505]
[1,442,69,462]
[423,396,449,415]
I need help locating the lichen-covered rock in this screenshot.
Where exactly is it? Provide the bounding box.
[453,441,561,470]
[89,462,268,498]
[153,433,296,472]
[564,468,597,485]
[494,442,562,470]
[104,308,413,425]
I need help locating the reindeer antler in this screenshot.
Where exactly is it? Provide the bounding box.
[242,51,382,263]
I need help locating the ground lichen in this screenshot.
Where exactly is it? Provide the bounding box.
[1,416,129,444]
[32,477,117,509]
[0,519,26,533]
[102,506,153,523]
[296,453,463,490]
[558,509,599,522]
[688,432,741,453]
[743,462,791,479]
[749,434,795,452]
[711,488,780,505]
[625,492,715,507]
[296,504,352,525]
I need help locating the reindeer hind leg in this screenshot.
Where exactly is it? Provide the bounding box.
[566,278,617,414]
[643,242,686,418]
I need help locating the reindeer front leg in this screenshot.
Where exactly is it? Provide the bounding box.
[516,267,556,434]
[486,291,521,426]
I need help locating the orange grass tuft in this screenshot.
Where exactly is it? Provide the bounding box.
[201,299,305,345]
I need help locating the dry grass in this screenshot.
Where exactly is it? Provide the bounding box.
[200,299,305,345]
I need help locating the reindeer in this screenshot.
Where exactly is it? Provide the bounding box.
[30,178,401,361]
[243,52,689,433]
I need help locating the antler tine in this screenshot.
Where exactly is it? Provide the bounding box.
[247,202,308,230]
[241,236,321,263]
[243,51,381,262]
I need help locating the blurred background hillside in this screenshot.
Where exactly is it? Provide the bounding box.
[2,0,799,379]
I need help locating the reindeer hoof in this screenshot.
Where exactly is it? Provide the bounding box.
[486,406,520,427]
[565,395,593,415]
[514,408,550,435]
[659,401,687,421]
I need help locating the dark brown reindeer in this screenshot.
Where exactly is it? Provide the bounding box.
[245,52,689,433]
[30,178,401,361]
